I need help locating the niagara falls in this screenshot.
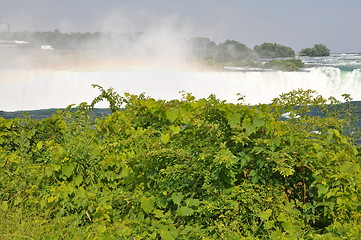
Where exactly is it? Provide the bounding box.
[1,41,361,112]
[2,1,361,239]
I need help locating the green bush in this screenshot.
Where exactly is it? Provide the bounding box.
[263,59,305,71]
[214,40,256,63]
[254,43,295,58]
[301,44,331,57]
[1,87,360,239]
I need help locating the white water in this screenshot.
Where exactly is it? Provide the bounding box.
[1,67,361,111]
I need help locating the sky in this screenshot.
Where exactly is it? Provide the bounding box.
[1,0,361,53]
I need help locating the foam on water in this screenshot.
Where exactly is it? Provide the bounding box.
[300,53,361,71]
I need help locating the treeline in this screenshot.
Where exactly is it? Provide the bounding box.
[0,29,144,51]
[190,38,329,62]
[0,30,296,58]
[300,44,330,57]
[191,38,296,62]
[190,38,304,71]
[0,30,329,70]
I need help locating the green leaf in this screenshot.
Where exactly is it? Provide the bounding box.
[14,196,23,205]
[96,224,107,234]
[270,136,281,148]
[73,175,83,186]
[253,118,265,128]
[317,184,328,197]
[282,221,295,234]
[161,133,171,144]
[166,108,179,123]
[336,197,344,205]
[176,206,194,216]
[36,141,43,150]
[185,198,201,207]
[169,125,181,135]
[4,120,12,129]
[0,201,8,211]
[153,209,165,218]
[62,163,76,178]
[120,164,131,178]
[160,229,175,240]
[159,225,177,240]
[43,234,58,240]
[226,112,241,127]
[171,192,183,206]
[243,118,256,135]
[264,220,275,230]
[141,195,155,214]
[258,209,273,221]
[47,196,56,203]
[277,213,287,222]
[340,161,355,172]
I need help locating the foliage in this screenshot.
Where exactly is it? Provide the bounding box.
[301,44,331,57]
[1,30,308,71]
[214,40,256,63]
[254,43,295,59]
[1,87,360,239]
[0,30,144,50]
[264,59,305,71]
[189,37,217,61]
[188,38,261,69]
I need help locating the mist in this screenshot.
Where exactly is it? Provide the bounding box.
[1,15,198,70]
[0,16,211,111]
[1,14,361,111]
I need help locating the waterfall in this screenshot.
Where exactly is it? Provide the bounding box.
[1,67,361,111]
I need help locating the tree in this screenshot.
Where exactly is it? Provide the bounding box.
[301,44,330,57]
[263,59,304,71]
[189,37,217,60]
[215,40,255,63]
[254,42,295,58]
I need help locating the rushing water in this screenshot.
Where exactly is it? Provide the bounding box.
[1,52,361,114]
[299,53,361,71]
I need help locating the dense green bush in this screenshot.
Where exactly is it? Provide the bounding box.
[301,44,331,57]
[214,40,256,63]
[190,37,218,61]
[1,87,360,239]
[189,38,260,69]
[264,59,305,71]
[254,43,295,59]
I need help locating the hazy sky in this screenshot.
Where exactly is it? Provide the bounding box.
[1,0,360,53]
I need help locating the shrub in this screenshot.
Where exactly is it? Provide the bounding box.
[254,43,295,58]
[301,44,331,57]
[0,87,360,239]
[264,59,305,71]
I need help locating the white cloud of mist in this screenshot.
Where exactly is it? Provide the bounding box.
[1,9,199,70]
[78,11,197,69]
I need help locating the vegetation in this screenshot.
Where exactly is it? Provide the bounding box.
[214,40,256,63]
[264,59,305,71]
[0,30,311,70]
[254,43,295,59]
[189,38,258,68]
[0,29,144,50]
[1,86,361,239]
[189,37,217,61]
[190,39,304,70]
[301,44,331,57]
